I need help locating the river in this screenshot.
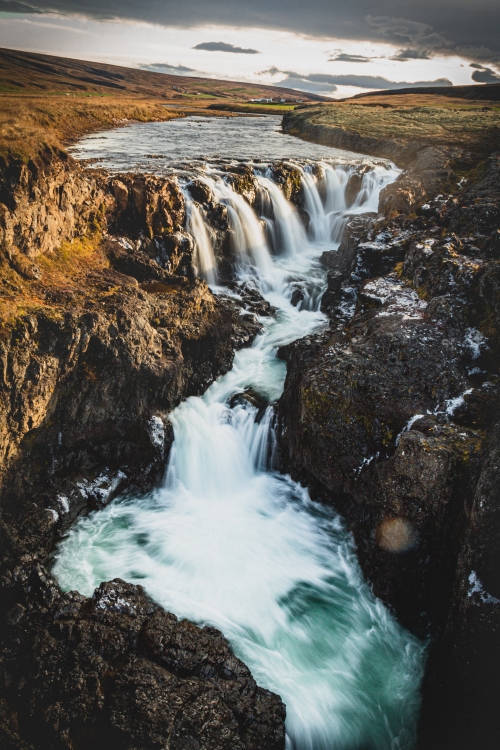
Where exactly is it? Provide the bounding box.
[54,115,425,750]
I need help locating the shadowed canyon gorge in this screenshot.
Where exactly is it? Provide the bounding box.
[0,60,499,750]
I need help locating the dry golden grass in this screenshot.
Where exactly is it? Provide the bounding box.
[289,101,500,156]
[0,233,113,337]
[342,93,500,109]
[37,234,108,291]
[0,95,182,160]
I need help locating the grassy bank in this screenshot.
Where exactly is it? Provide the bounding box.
[0,94,183,161]
[286,96,500,158]
[207,102,299,115]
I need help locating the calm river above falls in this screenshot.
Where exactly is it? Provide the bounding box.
[54,115,426,750]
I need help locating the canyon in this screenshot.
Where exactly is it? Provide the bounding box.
[0,101,498,750]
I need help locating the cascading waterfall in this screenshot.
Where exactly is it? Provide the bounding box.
[212,178,274,275]
[186,199,218,285]
[54,152,425,750]
[257,175,308,257]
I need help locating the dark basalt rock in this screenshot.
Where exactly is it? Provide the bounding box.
[220,166,258,207]
[104,236,195,282]
[278,151,500,749]
[268,163,303,206]
[290,287,304,308]
[0,153,285,748]
[0,579,285,750]
[418,422,500,750]
[109,174,186,239]
[186,179,213,205]
[225,281,278,318]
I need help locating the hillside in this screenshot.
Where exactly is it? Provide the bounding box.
[348,82,500,102]
[0,47,325,161]
[0,47,322,102]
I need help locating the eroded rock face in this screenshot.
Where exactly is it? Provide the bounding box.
[1,579,285,750]
[108,173,186,240]
[278,153,500,748]
[0,152,189,270]
[0,153,284,749]
[279,280,483,631]
[0,150,106,261]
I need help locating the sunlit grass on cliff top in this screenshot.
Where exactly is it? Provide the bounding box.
[289,96,500,152]
[0,233,113,336]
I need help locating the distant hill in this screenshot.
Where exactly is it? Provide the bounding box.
[348,82,500,102]
[0,47,325,102]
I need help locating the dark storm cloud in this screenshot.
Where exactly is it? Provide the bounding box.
[277,70,452,93]
[193,42,259,54]
[0,0,42,11]
[2,0,500,64]
[470,67,500,83]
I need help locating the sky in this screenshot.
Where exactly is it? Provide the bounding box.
[0,0,499,98]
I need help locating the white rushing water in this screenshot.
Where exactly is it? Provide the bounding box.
[55,128,425,750]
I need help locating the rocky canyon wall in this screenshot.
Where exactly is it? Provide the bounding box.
[0,152,285,750]
[278,146,500,749]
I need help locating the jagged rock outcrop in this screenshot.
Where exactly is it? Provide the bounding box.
[0,149,106,265]
[278,153,500,748]
[0,578,285,750]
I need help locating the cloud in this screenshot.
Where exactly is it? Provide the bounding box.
[276,77,338,95]
[470,66,500,83]
[328,53,373,63]
[0,0,42,12]
[271,69,452,94]
[193,41,259,54]
[391,48,431,61]
[258,66,281,76]
[2,1,500,65]
[367,15,433,44]
[139,62,197,75]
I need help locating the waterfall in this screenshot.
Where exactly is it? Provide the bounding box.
[54,143,422,750]
[211,179,274,276]
[186,199,218,285]
[322,164,349,213]
[182,161,397,284]
[257,175,308,257]
[351,165,398,213]
[300,167,331,244]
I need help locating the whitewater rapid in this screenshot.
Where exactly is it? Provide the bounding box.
[55,126,425,750]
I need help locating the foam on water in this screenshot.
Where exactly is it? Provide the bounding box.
[55,122,424,749]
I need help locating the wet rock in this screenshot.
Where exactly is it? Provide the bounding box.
[228,388,270,422]
[225,281,277,318]
[0,579,285,750]
[221,166,258,206]
[268,163,303,205]
[290,287,304,307]
[418,422,500,750]
[186,180,213,205]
